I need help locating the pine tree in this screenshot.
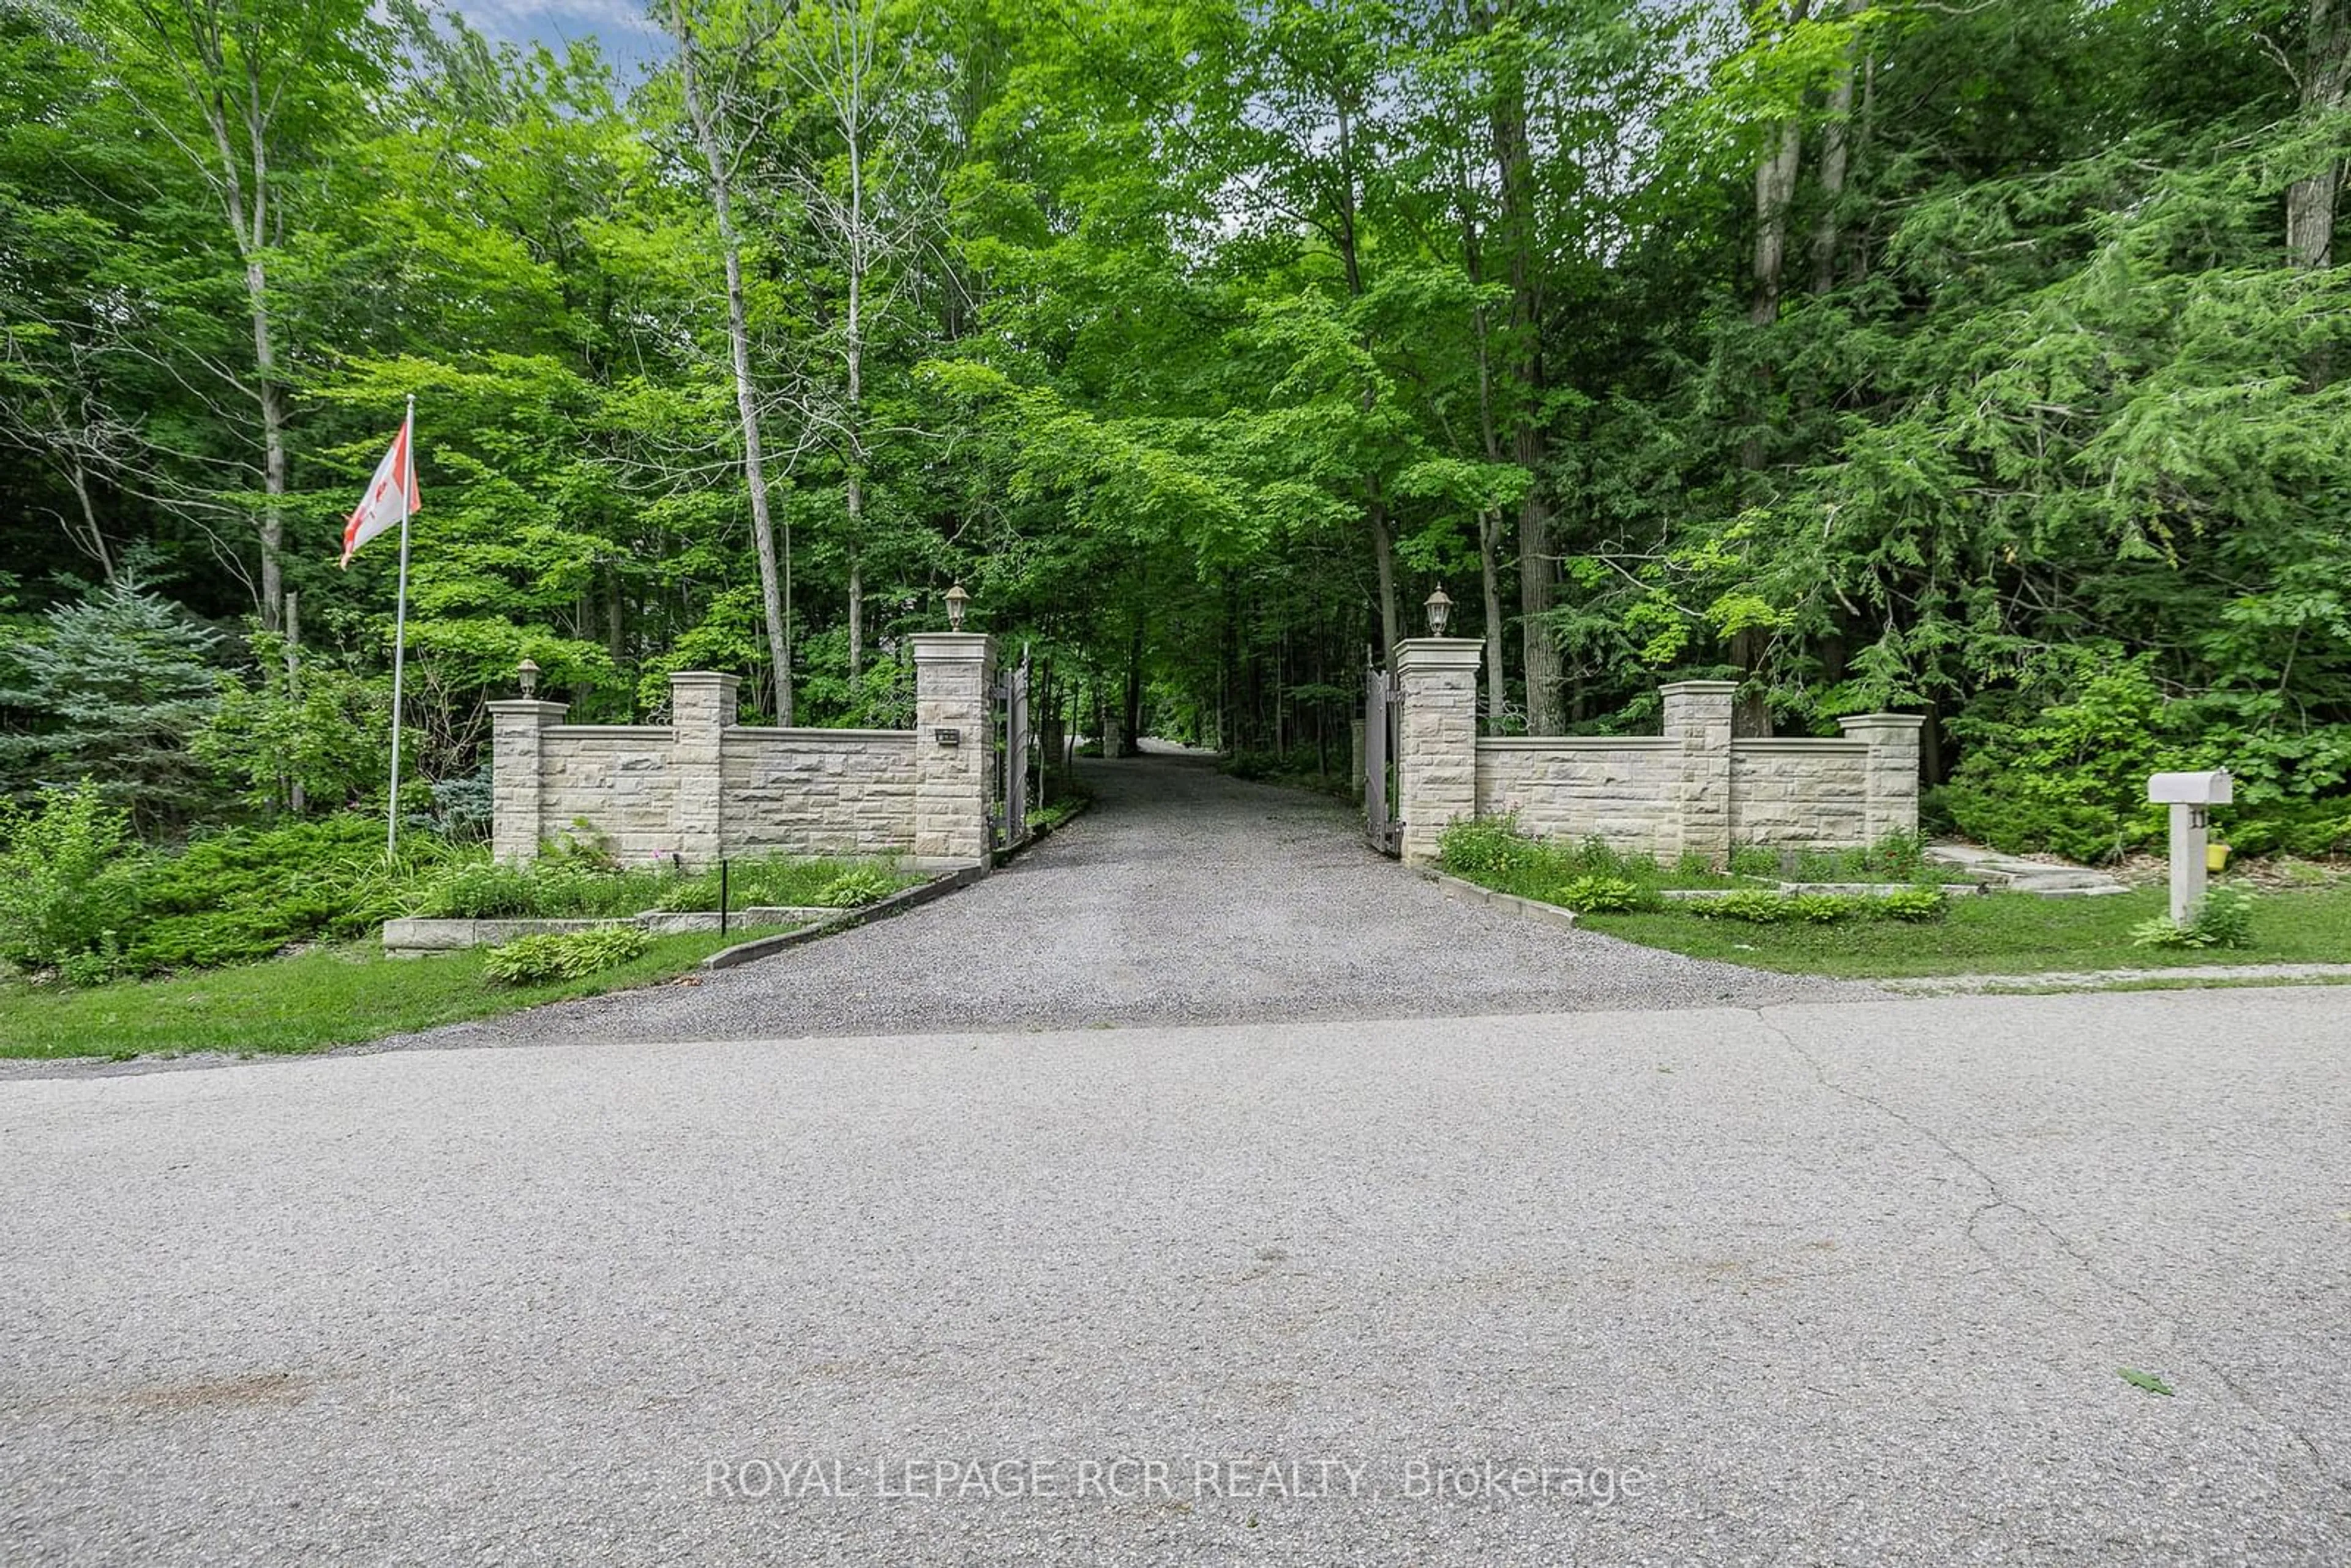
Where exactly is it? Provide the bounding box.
[0,581,222,831]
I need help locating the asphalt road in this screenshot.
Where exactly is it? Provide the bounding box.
[382,754,1856,1055]
[4,987,2347,1565]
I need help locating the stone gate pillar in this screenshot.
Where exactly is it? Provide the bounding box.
[1837,713,1926,841]
[1392,637,1483,865]
[489,695,568,863]
[912,632,996,869]
[1663,680,1736,868]
[669,671,738,865]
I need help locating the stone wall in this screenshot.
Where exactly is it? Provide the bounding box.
[539,729,678,861]
[1727,741,1869,847]
[1385,643,1924,866]
[1474,738,1684,853]
[720,730,919,857]
[492,645,994,870]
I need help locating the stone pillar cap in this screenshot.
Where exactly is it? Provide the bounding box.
[668,669,741,686]
[1659,679,1739,695]
[910,632,994,660]
[487,699,568,718]
[1836,712,1927,730]
[1391,637,1485,669]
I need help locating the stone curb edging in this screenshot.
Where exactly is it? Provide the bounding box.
[1416,868,1580,931]
[700,868,985,972]
[1878,962,2351,996]
[383,908,831,954]
[1654,882,1985,901]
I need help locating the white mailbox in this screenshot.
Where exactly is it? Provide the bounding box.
[2148,768,2232,926]
[2148,770,2233,806]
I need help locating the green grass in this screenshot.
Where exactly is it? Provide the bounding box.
[0,931,756,1060]
[1578,883,2351,978]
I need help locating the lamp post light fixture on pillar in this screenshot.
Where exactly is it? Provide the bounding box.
[945,582,970,631]
[516,658,539,698]
[1424,585,1453,638]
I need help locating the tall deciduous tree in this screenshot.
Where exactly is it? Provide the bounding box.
[89,0,380,630]
[669,0,796,721]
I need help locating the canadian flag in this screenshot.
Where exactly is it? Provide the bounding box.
[339,410,419,568]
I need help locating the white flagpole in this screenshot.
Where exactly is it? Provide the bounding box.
[386,395,414,859]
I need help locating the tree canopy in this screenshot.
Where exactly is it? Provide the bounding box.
[4,0,2348,857]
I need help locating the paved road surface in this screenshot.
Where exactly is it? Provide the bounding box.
[4,988,2347,1565]
[389,754,1855,1054]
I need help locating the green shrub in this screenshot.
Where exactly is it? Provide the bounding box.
[411,857,574,919]
[2211,801,2351,859]
[58,933,126,989]
[408,851,653,920]
[482,925,649,985]
[1864,831,1929,881]
[816,866,898,908]
[2130,886,2256,951]
[1683,888,1941,925]
[1690,890,1798,923]
[1941,650,2180,863]
[1438,816,1551,879]
[1554,875,1650,913]
[1728,842,1781,878]
[1876,887,1950,922]
[0,780,141,971]
[122,814,453,972]
[1790,893,1864,923]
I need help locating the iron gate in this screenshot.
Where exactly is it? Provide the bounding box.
[996,644,1033,851]
[1364,661,1401,856]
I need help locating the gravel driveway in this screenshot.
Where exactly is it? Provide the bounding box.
[408,752,1859,1051]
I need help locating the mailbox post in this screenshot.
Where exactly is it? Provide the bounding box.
[2147,769,2232,926]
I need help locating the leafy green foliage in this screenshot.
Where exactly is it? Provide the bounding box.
[411,849,912,920]
[408,854,638,920]
[1941,653,2183,863]
[4,0,2351,901]
[193,632,396,815]
[1690,890,1808,923]
[1555,876,1650,914]
[1875,887,1952,923]
[2130,887,2257,951]
[119,815,459,972]
[481,924,648,985]
[1783,834,1966,886]
[1438,817,1553,880]
[0,779,138,972]
[814,866,899,909]
[1687,888,1950,925]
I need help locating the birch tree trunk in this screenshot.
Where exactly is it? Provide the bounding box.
[1809,0,1863,296]
[776,1,896,696]
[673,0,793,722]
[122,1,299,628]
[1735,0,1811,737]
